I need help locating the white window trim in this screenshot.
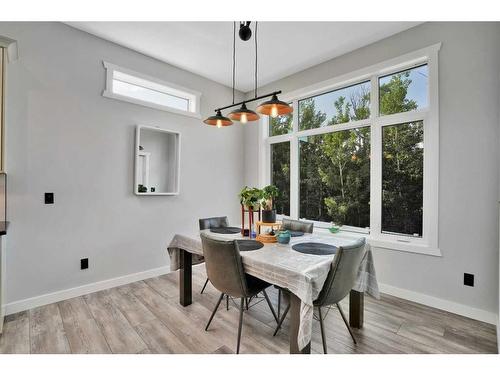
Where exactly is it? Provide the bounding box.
[102,61,201,119]
[260,43,441,256]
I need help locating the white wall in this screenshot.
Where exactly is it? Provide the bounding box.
[0,22,245,305]
[244,22,500,319]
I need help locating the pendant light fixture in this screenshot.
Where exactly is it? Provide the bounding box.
[203,21,292,127]
[228,103,260,123]
[256,94,293,118]
[203,109,233,127]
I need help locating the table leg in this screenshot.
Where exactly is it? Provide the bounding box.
[349,290,364,328]
[179,249,192,307]
[289,292,311,354]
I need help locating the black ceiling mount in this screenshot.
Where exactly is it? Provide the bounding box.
[238,21,252,41]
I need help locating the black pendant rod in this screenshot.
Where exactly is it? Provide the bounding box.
[215,90,282,113]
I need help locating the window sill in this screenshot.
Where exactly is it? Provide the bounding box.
[367,238,441,257]
[313,227,441,257]
[102,90,202,119]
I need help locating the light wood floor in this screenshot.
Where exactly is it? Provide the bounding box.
[0,265,497,354]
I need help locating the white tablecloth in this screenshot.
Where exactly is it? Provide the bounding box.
[167,230,379,350]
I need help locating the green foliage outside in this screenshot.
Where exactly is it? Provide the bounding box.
[271,142,290,215]
[270,70,424,235]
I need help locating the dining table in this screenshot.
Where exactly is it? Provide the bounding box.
[167,228,379,354]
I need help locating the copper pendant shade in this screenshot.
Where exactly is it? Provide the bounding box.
[256,94,293,118]
[228,103,260,123]
[203,110,233,127]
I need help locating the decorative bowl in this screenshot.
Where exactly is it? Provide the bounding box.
[329,226,341,234]
[276,230,291,244]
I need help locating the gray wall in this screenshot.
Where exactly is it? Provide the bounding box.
[244,22,500,316]
[0,22,245,303]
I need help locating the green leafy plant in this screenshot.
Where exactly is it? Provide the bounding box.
[238,186,262,210]
[260,185,279,210]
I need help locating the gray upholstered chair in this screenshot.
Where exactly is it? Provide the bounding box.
[281,218,314,234]
[273,238,366,354]
[276,218,314,318]
[200,233,278,354]
[198,216,229,295]
[199,216,229,231]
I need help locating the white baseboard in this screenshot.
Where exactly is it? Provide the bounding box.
[5,266,171,315]
[4,266,498,330]
[379,282,498,325]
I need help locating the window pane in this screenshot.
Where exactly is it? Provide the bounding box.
[379,65,428,116]
[298,81,370,131]
[270,142,290,216]
[299,128,370,227]
[382,121,424,237]
[113,79,190,112]
[269,112,292,136]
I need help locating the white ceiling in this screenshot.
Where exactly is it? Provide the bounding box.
[66,22,421,93]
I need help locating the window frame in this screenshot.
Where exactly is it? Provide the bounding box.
[103,61,202,118]
[259,44,441,256]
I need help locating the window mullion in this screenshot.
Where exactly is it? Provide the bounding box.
[288,100,299,219]
[370,75,379,119]
[370,75,381,235]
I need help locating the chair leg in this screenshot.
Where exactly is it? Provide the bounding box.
[205,293,224,331]
[277,289,281,320]
[336,303,357,344]
[200,278,209,294]
[226,295,229,311]
[236,298,245,354]
[262,289,279,324]
[273,303,290,336]
[245,297,249,310]
[318,307,328,354]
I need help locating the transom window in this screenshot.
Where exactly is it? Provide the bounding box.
[103,62,201,118]
[299,81,371,130]
[262,44,440,255]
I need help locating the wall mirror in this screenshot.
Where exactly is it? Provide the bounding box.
[135,125,180,195]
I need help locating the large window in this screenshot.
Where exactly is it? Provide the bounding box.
[263,44,440,255]
[103,62,201,117]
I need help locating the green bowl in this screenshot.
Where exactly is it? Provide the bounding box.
[329,227,340,234]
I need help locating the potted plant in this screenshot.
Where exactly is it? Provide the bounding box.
[238,186,262,211]
[261,185,279,223]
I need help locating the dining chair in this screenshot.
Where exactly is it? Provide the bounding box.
[273,238,366,354]
[280,218,314,233]
[198,216,229,295]
[276,218,314,319]
[200,233,279,354]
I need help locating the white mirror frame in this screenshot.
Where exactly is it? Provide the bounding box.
[134,125,181,196]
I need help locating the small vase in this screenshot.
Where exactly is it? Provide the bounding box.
[277,230,291,244]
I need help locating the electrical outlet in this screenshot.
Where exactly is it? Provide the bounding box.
[80,258,89,270]
[464,273,474,287]
[44,192,54,204]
